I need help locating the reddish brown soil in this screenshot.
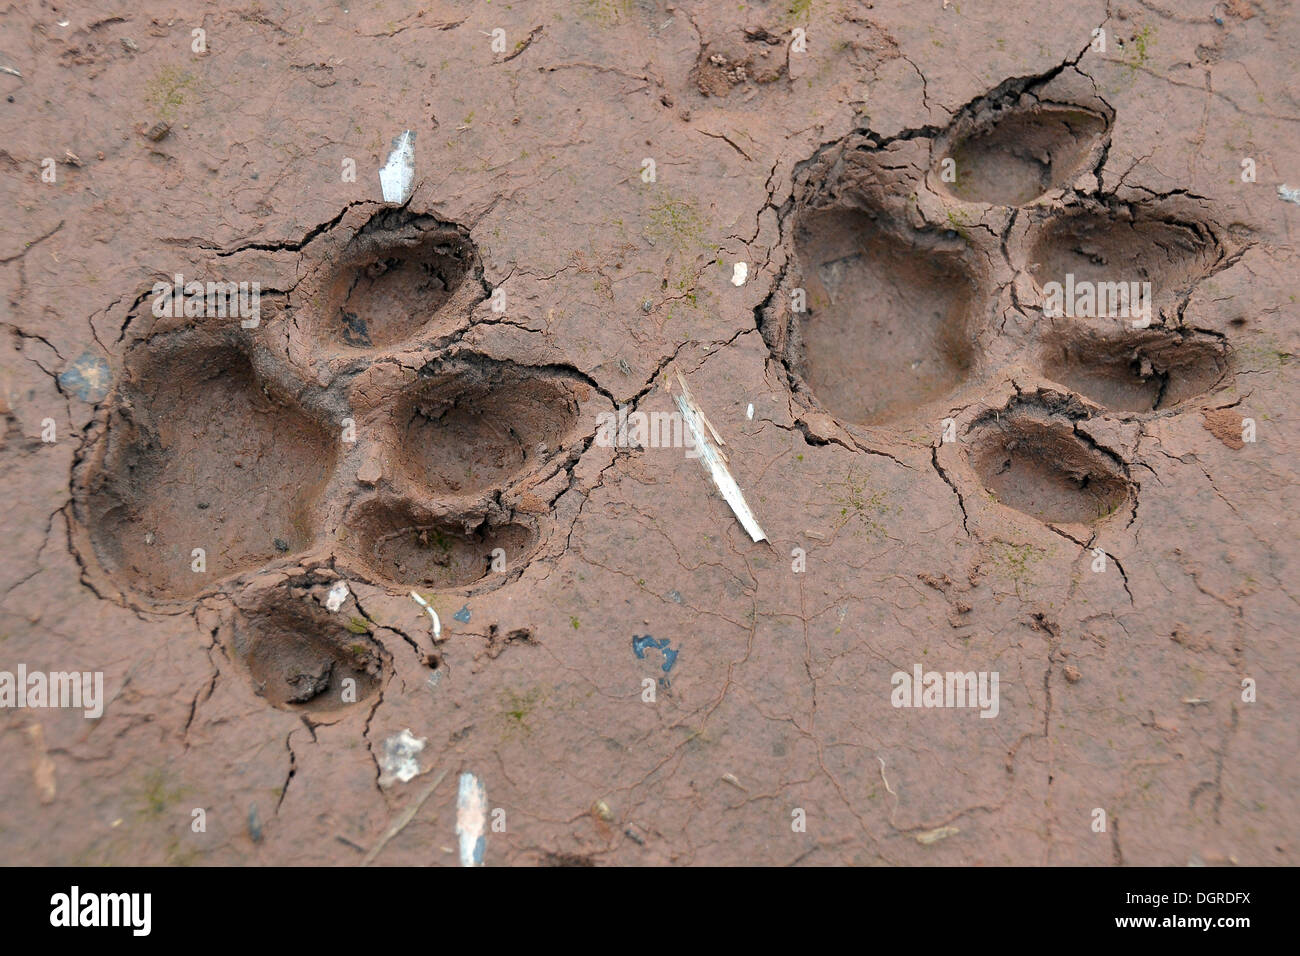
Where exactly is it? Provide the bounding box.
[1,0,1297,866]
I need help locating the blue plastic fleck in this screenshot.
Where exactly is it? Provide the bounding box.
[58,352,111,403]
[633,634,679,673]
[453,605,471,623]
[633,634,666,659]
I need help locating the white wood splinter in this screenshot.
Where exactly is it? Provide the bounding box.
[674,372,767,543]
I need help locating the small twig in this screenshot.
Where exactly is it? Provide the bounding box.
[878,755,899,826]
[410,591,442,639]
[877,756,895,796]
[362,768,449,866]
[721,772,748,793]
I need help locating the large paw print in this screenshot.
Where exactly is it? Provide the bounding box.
[760,74,1236,532]
[70,207,599,716]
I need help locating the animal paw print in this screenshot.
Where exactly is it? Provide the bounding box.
[70,207,599,715]
[760,74,1236,530]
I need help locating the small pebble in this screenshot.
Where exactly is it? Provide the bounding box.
[273,538,290,552]
[196,501,209,510]
[641,299,653,313]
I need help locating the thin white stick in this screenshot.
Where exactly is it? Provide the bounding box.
[675,373,767,543]
[410,591,441,639]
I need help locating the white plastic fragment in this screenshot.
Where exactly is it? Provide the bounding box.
[731,261,748,286]
[456,772,487,867]
[410,591,441,639]
[378,729,426,787]
[674,372,767,543]
[379,130,416,203]
[746,402,754,420]
[1278,184,1300,205]
[325,581,350,613]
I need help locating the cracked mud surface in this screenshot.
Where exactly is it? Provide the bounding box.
[1,0,1297,866]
